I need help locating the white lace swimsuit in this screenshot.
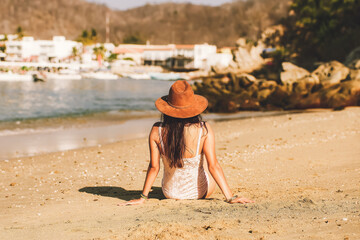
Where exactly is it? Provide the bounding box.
[159,123,209,199]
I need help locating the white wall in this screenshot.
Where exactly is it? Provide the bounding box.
[5,36,81,62]
[206,53,233,70]
[194,44,217,69]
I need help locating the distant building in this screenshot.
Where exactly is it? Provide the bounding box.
[113,44,145,65]
[114,43,217,71]
[204,47,235,70]
[82,43,115,64]
[5,36,81,62]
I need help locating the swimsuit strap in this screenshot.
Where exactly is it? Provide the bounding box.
[158,123,165,154]
[195,122,203,156]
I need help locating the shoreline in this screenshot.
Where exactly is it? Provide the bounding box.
[0,109,318,161]
[0,107,358,239]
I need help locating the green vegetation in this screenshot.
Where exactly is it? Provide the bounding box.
[123,33,145,44]
[282,0,360,68]
[107,53,118,62]
[16,26,24,39]
[77,28,98,45]
[93,45,106,60]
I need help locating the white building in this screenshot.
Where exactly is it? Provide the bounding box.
[115,43,216,70]
[5,36,81,62]
[193,44,217,69]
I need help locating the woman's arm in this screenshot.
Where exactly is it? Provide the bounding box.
[118,125,161,206]
[203,122,254,204]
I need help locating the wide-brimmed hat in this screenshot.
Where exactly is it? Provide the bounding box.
[155,80,208,118]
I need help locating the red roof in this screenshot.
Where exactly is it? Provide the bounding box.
[175,44,194,49]
[114,47,144,54]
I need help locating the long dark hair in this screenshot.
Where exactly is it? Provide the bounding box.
[160,114,204,168]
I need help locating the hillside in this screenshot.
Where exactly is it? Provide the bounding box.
[0,0,289,46]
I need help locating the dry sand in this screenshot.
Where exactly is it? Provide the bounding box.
[0,108,359,240]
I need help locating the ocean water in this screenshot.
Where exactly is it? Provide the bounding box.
[0,78,173,122]
[0,77,298,160]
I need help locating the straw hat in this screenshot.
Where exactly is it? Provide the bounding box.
[155,80,208,118]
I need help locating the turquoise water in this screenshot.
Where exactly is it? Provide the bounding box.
[0,78,173,122]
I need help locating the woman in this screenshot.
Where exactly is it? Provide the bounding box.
[119,80,253,205]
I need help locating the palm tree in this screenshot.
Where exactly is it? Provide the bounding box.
[16,26,24,40]
[93,45,106,67]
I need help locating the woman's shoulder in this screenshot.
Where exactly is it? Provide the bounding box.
[152,121,162,128]
[149,122,162,140]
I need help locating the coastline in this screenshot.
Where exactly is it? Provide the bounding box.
[0,109,310,160]
[0,107,359,239]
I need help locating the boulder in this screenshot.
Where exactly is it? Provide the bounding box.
[312,61,350,84]
[232,40,265,73]
[266,85,291,108]
[258,89,272,102]
[320,80,360,108]
[350,70,360,81]
[280,62,310,84]
[258,80,278,90]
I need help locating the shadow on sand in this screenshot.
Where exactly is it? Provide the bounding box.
[78,186,165,201]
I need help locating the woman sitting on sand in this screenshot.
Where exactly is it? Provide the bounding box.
[120,80,253,205]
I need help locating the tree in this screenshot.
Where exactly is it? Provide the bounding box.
[81,30,89,39]
[107,53,118,62]
[123,33,145,44]
[77,29,94,45]
[282,0,360,68]
[91,28,97,42]
[16,26,24,40]
[93,45,106,66]
[72,46,80,60]
[0,45,6,53]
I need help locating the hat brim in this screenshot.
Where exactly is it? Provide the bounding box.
[155,95,208,118]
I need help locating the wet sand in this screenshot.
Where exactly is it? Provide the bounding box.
[0,107,359,239]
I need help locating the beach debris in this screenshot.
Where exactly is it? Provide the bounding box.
[202,225,212,230]
[299,197,315,204]
[9,182,16,186]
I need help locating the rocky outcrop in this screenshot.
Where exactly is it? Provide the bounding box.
[280,62,315,84]
[350,70,360,81]
[213,38,265,75]
[312,61,350,84]
[194,67,360,112]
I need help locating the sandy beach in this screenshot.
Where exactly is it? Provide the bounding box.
[0,107,359,240]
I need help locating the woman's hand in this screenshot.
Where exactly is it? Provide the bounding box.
[228,197,254,204]
[117,198,145,206]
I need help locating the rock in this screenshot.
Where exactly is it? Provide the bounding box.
[258,89,272,102]
[280,62,310,84]
[237,73,257,82]
[214,99,238,112]
[266,85,291,108]
[350,69,360,81]
[298,74,320,84]
[234,73,256,90]
[312,61,350,84]
[232,39,265,73]
[220,76,230,84]
[320,80,360,108]
[258,80,278,90]
[344,46,360,69]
